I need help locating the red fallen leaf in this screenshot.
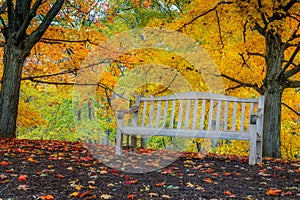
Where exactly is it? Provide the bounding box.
[224,172,232,176]
[55,174,65,178]
[224,191,232,196]
[6,169,14,173]
[155,182,165,187]
[78,190,92,198]
[127,194,135,199]
[177,173,184,176]
[282,191,292,196]
[109,169,118,174]
[124,179,138,185]
[266,188,282,196]
[18,174,27,181]
[212,173,219,177]
[80,156,94,161]
[38,195,54,200]
[0,161,10,166]
[235,172,241,176]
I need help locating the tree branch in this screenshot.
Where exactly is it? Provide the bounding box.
[284,63,300,80]
[257,0,268,25]
[215,9,224,48]
[285,80,300,88]
[16,0,43,43]
[279,44,300,79]
[282,0,300,13]
[247,51,266,58]
[221,73,263,94]
[7,0,16,38]
[40,38,91,44]
[154,74,177,96]
[282,102,300,116]
[27,0,64,49]
[254,22,266,36]
[0,1,7,15]
[178,1,233,31]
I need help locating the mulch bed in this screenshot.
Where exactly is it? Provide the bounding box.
[0,138,299,200]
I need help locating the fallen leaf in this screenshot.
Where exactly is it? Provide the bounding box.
[68,191,79,198]
[78,190,92,198]
[149,192,159,197]
[186,182,194,188]
[17,174,27,181]
[224,191,232,196]
[0,174,7,179]
[28,157,39,163]
[55,174,65,178]
[17,184,30,190]
[0,161,10,166]
[266,188,282,196]
[162,194,172,198]
[127,194,135,199]
[38,195,54,200]
[223,172,232,176]
[0,180,9,184]
[155,182,165,187]
[100,194,113,199]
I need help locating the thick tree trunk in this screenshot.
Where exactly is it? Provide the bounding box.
[262,83,283,158]
[0,42,28,138]
[262,32,285,158]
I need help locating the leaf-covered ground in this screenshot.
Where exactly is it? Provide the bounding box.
[0,138,299,200]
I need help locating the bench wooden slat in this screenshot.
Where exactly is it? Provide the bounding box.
[162,100,169,128]
[249,103,254,129]
[192,99,198,130]
[200,100,206,130]
[170,100,176,128]
[177,100,183,129]
[224,101,229,130]
[141,101,147,126]
[140,92,259,102]
[148,100,154,127]
[232,101,237,131]
[215,100,222,130]
[155,100,162,128]
[240,102,246,131]
[120,126,250,140]
[208,100,214,130]
[185,100,191,129]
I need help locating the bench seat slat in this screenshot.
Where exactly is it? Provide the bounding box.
[140,92,259,103]
[119,126,250,140]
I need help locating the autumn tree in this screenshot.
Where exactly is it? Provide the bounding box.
[163,0,300,158]
[0,0,65,137]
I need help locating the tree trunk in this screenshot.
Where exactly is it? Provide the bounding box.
[262,32,284,158]
[0,42,29,138]
[262,83,283,158]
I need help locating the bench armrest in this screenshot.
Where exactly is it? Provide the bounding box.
[117,105,139,119]
[250,108,263,124]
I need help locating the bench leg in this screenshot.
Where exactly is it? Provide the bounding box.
[116,130,123,156]
[249,124,258,165]
[131,136,137,148]
[141,136,147,148]
[256,139,262,163]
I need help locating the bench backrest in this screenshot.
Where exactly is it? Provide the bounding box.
[125,92,264,134]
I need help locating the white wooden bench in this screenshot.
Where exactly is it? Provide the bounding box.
[116,92,264,165]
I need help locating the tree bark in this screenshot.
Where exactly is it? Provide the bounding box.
[262,32,285,158]
[0,41,29,137]
[262,82,283,158]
